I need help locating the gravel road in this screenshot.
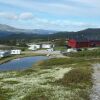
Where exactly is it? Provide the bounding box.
[90,64,100,100]
[34,50,66,58]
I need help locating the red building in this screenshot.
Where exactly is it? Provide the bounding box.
[68,39,100,48]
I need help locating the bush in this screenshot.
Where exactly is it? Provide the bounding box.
[64,68,91,83]
[69,49,100,58]
[56,68,92,88]
[38,58,83,67]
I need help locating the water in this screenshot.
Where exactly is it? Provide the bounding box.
[0,56,48,71]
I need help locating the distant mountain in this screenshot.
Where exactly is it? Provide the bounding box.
[0,24,100,41]
[50,28,100,40]
[0,24,57,37]
[78,28,100,33]
[0,24,16,32]
[75,28,100,40]
[29,29,57,34]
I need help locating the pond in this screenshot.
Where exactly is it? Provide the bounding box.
[0,56,48,71]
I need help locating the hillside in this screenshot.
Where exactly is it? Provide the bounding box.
[0,24,100,39]
[0,24,100,45]
[47,28,100,41]
[0,24,56,37]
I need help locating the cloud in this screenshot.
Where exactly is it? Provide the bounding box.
[0,0,100,31]
[19,12,34,20]
[0,12,18,20]
[29,18,100,31]
[0,12,34,20]
[0,11,98,31]
[0,0,100,17]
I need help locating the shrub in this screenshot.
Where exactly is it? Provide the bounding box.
[38,58,83,67]
[69,49,100,58]
[0,87,13,100]
[56,68,92,88]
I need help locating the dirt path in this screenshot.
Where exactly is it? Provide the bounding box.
[34,50,66,58]
[90,64,100,100]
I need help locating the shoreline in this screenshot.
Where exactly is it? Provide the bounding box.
[0,53,46,65]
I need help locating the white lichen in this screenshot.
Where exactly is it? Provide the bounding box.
[0,67,72,100]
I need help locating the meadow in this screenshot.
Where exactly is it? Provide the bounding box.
[1,49,100,100]
[0,56,94,100]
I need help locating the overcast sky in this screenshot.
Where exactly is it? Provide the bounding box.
[0,0,100,31]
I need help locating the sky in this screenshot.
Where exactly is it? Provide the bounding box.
[0,0,100,31]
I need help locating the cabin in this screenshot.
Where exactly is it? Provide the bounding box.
[11,50,21,55]
[0,50,11,58]
[28,42,55,50]
[42,44,54,49]
[28,44,40,51]
[68,38,100,48]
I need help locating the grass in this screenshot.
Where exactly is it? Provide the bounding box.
[0,66,72,100]
[54,46,67,51]
[38,58,84,67]
[37,57,93,100]
[22,88,50,100]
[0,87,14,100]
[69,49,100,58]
[0,50,99,100]
[16,68,37,76]
[56,68,92,88]
[3,80,20,84]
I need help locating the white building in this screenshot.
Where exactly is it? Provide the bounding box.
[47,48,54,52]
[42,44,54,49]
[28,44,40,51]
[0,50,11,58]
[11,50,21,55]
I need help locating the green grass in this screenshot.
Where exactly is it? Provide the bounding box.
[0,59,92,100]
[16,68,37,76]
[22,88,50,100]
[56,68,92,88]
[3,80,20,84]
[38,58,85,67]
[54,46,67,51]
[0,51,97,100]
[69,49,100,58]
[0,87,14,100]
[37,57,92,100]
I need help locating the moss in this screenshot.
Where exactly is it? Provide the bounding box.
[3,80,20,84]
[38,58,85,67]
[22,88,51,100]
[56,67,92,87]
[0,56,94,100]
[16,68,37,77]
[0,87,13,100]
